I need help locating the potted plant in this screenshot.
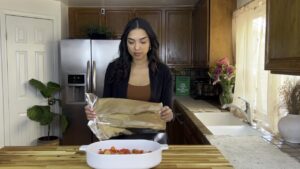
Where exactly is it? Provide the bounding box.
[278,80,300,143]
[85,24,113,39]
[27,79,68,145]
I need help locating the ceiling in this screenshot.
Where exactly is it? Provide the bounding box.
[60,0,198,7]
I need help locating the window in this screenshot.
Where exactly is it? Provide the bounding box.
[233,0,272,133]
[233,0,300,134]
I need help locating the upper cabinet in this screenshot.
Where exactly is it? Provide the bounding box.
[265,0,300,75]
[69,8,103,38]
[193,0,209,68]
[193,0,235,67]
[104,9,133,39]
[165,10,193,67]
[135,10,163,61]
[68,2,235,68]
[68,7,195,67]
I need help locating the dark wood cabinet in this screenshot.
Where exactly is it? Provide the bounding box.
[165,10,193,67]
[167,101,209,145]
[68,2,235,68]
[265,0,300,75]
[193,0,209,68]
[135,10,163,61]
[69,7,195,67]
[69,8,103,38]
[69,8,133,39]
[104,9,133,39]
[192,0,235,67]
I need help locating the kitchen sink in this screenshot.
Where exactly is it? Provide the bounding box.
[194,112,244,126]
[194,112,261,136]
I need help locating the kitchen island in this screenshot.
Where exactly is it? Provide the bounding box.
[0,145,233,169]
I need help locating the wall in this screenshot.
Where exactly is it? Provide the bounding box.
[0,12,3,148]
[61,0,69,39]
[237,0,253,8]
[210,0,236,65]
[0,0,64,146]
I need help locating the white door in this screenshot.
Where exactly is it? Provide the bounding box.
[5,15,55,145]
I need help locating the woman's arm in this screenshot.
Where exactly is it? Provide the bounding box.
[159,65,174,122]
[161,65,173,108]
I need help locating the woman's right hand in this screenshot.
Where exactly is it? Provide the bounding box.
[85,105,97,120]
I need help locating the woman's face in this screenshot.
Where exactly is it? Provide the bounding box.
[127,28,150,61]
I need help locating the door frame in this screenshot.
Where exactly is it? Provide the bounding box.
[0,9,59,146]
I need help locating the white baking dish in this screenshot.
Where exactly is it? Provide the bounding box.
[80,139,168,169]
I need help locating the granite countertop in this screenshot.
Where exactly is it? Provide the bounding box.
[175,96,300,169]
[207,135,300,169]
[175,96,221,112]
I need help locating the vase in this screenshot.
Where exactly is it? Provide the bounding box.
[219,82,233,107]
[278,114,300,143]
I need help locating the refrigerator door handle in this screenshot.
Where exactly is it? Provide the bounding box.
[86,61,91,92]
[92,61,96,93]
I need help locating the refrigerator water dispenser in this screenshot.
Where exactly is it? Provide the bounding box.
[66,74,85,103]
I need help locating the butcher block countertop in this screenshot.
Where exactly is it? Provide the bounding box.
[0,145,233,169]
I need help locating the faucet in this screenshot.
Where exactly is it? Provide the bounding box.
[222,97,252,125]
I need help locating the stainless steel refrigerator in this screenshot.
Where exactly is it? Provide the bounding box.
[59,39,120,145]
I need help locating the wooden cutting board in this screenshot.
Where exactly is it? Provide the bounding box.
[0,145,233,169]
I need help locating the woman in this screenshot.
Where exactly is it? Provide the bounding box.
[85,17,173,142]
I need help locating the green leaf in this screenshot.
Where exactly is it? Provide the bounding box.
[46,82,61,96]
[27,105,54,126]
[60,114,68,133]
[27,105,44,122]
[40,90,51,98]
[29,79,48,97]
[29,79,46,91]
[39,106,54,125]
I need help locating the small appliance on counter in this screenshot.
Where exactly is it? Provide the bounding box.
[190,74,220,100]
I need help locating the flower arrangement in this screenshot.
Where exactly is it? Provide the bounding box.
[208,57,235,86]
[208,57,236,105]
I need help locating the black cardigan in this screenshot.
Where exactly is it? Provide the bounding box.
[103,61,173,108]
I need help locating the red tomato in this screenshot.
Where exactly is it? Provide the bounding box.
[98,146,145,155]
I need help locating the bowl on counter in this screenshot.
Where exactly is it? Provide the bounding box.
[80,139,168,169]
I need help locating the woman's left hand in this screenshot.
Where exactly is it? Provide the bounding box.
[160,106,173,122]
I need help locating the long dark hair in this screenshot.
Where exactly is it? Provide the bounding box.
[109,17,161,83]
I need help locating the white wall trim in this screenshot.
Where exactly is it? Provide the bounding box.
[0,8,60,145]
[0,10,9,147]
[0,12,4,148]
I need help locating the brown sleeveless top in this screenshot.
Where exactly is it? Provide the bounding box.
[127,83,151,101]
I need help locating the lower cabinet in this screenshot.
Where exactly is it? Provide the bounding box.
[167,101,209,145]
